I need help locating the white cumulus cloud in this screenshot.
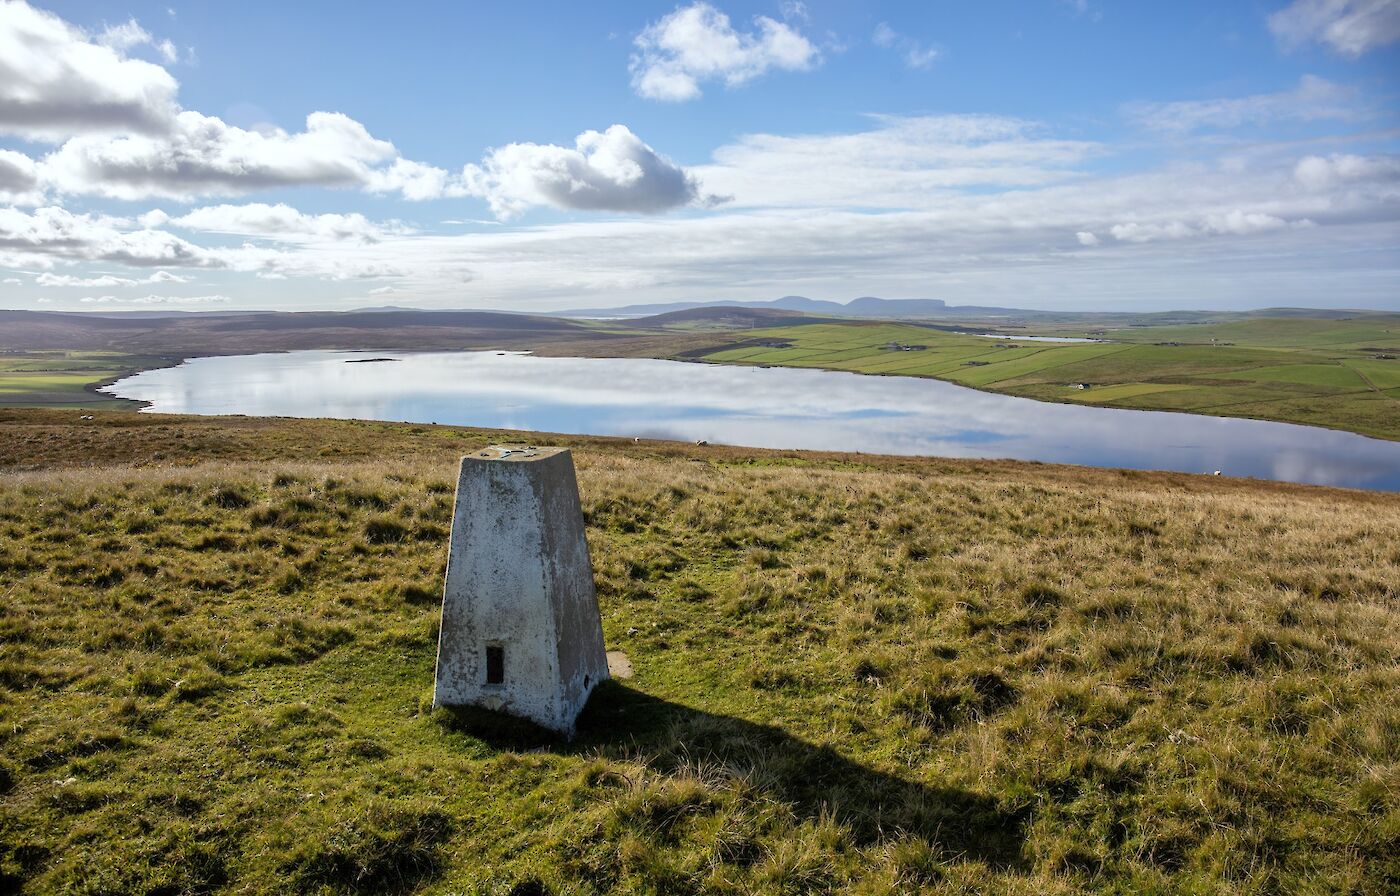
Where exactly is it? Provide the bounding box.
[0,3,453,203]
[1,2,706,215]
[1110,212,1298,243]
[0,148,42,204]
[34,269,190,287]
[0,206,420,282]
[42,111,406,201]
[170,203,408,242]
[1268,0,1400,56]
[1202,210,1298,235]
[365,157,458,201]
[0,206,224,267]
[1109,221,1197,243]
[462,124,708,218]
[1293,152,1400,189]
[0,0,180,140]
[631,2,819,101]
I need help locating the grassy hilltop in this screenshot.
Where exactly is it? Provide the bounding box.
[1,409,1398,894]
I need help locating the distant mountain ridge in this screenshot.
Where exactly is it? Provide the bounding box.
[548,295,959,319]
[0,308,599,354]
[8,301,1381,325]
[542,297,1382,323]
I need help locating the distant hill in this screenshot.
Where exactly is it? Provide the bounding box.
[4,303,1383,356]
[1233,307,1375,320]
[44,310,265,320]
[0,309,605,355]
[547,297,1387,325]
[619,306,845,329]
[346,299,1383,322]
[549,296,958,319]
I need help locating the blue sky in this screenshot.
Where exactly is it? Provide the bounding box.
[1,0,1397,311]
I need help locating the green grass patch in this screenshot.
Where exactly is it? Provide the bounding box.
[0,411,1396,893]
[1346,358,1400,391]
[695,319,1400,439]
[944,345,1125,386]
[0,352,174,409]
[1064,383,1192,403]
[1200,363,1371,390]
[1102,315,1400,350]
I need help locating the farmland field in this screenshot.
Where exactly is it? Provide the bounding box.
[0,352,174,410]
[696,316,1400,440]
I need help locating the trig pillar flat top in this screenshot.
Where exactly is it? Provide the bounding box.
[467,444,570,463]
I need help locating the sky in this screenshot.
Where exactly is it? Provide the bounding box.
[0,0,1397,313]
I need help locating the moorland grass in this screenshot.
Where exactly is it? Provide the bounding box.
[0,410,1397,894]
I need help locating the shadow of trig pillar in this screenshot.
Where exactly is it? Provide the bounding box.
[434,445,609,737]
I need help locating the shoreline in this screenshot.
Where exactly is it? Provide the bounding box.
[92,350,1400,492]
[98,345,1400,445]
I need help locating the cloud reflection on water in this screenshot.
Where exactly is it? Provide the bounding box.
[104,350,1400,491]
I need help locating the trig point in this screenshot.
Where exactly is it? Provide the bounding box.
[434,445,609,737]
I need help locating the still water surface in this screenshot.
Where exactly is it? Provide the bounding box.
[103,350,1400,491]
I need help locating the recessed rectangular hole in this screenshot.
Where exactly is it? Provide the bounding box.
[485,644,504,685]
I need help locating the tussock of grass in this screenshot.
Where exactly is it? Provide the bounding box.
[0,411,1397,893]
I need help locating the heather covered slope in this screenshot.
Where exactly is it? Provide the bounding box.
[0,309,611,355]
[0,410,1396,894]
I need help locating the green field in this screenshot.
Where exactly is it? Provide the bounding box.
[0,410,1396,894]
[697,316,1400,440]
[0,352,174,409]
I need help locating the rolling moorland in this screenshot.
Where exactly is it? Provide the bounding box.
[1,307,1397,439]
[0,409,1397,894]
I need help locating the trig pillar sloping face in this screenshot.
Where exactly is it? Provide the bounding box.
[434,446,609,737]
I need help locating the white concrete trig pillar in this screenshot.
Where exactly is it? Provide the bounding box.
[434,445,608,737]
